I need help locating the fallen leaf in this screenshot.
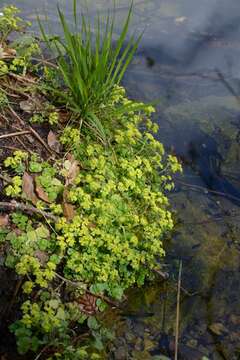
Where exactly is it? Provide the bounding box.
[35,183,51,203]
[65,154,80,185]
[47,131,61,153]
[0,215,9,227]
[63,202,76,221]
[19,100,35,113]
[58,111,70,124]
[34,250,49,265]
[63,188,75,220]
[20,95,44,113]
[76,293,98,315]
[0,46,16,59]
[22,172,38,205]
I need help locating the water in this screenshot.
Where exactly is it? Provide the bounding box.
[3,1,240,358]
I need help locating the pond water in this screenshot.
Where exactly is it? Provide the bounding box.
[2,1,240,359]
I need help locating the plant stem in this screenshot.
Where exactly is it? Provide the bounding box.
[174,260,182,360]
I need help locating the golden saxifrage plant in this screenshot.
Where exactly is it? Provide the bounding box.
[0,4,182,360]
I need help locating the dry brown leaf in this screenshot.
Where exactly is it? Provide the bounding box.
[65,154,80,185]
[58,111,70,124]
[19,100,35,113]
[20,95,45,113]
[63,188,75,220]
[0,46,16,59]
[0,215,9,227]
[34,250,49,265]
[35,183,51,203]
[22,172,38,205]
[47,131,61,153]
[63,202,76,221]
[76,293,98,315]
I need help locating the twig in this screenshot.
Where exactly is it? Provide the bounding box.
[151,267,169,280]
[0,145,27,152]
[175,261,182,360]
[0,174,12,184]
[28,126,53,155]
[0,201,58,221]
[32,57,59,69]
[54,272,118,307]
[176,179,240,203]
[0,130,30,140]
[8,106,53,155]
[34,345,50,360]
[8,72,38,84]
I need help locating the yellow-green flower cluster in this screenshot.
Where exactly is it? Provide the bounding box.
[0,6,30,43]
[4,150,28,173]
[5,176,22,197]
[0,60,8,76]
[3,84,181,358]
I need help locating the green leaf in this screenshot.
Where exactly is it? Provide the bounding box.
[87,316,100,331]
[35,225,49,239]
[48,299,60,309]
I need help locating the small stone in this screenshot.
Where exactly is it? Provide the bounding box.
[186,339,198,348]
[114,346,127,360]
[208,322,228,336]
[230,314,240,325]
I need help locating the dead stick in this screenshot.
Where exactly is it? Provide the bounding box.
[0,130,30,140]
[54,272,118,307]
[176,179,240,203]
[8,106,53,155]
[0,174,12,184]
[0,201,58,221]
[175,261,182,360]
[9,72,38,84]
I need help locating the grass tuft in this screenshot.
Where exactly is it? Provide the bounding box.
[39,0,142,142]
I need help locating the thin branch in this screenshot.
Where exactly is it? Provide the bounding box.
[0,130,30,140]
[32,57,59,69]
[176,179,240,203]
[174,261,182,360]
[54,272,118,307]
[0,201,58,221]
[0,174,12,184]
[8,106,53,155]
[8,72,38,84]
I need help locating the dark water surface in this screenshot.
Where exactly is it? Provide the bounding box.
[3,1,240,359]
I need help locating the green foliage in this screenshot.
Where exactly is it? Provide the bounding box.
[2,87,181,357]
[0,60,9,77]
[4,150,28,174]
[0,89,8,109]
[29,100,59,125]
[36,165,64,202]
[0,5,30,43]
[39,0,142,140]
[0,5,182,359]
[5,176,22,197]
[9,41,40,75]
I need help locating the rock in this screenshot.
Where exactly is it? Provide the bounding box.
[230,314,240,325]
[186,339,198,348]
[114,346,127,360]
[208,322,228,336]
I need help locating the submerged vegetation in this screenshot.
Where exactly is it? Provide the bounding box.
[0,3,181,359]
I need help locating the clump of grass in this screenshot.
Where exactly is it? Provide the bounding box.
[39,0,142,141]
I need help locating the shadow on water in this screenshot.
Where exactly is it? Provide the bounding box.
[2,0,240,359]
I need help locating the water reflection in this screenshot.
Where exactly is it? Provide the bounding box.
[3,0,240,358]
